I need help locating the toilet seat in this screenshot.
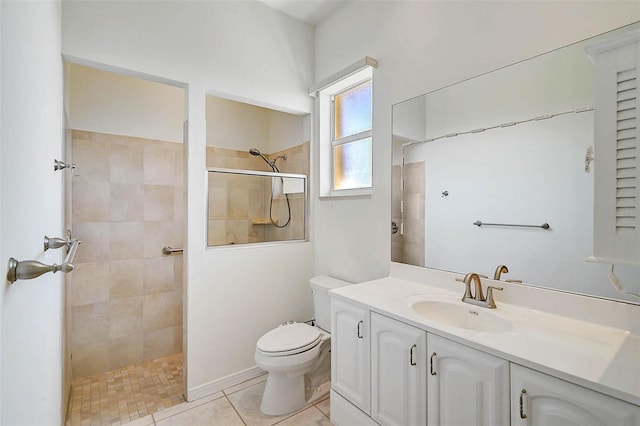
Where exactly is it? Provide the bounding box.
[256,323,321,356]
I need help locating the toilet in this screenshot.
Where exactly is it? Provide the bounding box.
[255,275,350,416]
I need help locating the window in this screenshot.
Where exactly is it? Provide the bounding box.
[332,81,372,190]
[313,58,376,197]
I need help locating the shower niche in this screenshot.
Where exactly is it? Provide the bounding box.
[205,95,309,246]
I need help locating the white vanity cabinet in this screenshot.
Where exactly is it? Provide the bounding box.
[331,293,640,426]
[331,297,371,415]
[371,312,427,426]
[427,334,510,426]
[511,364,640,426]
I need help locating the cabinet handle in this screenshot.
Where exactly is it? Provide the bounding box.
[430,352,437,375]
[519,389,527,419]
[409,344,417,366]
[357,320,364,339]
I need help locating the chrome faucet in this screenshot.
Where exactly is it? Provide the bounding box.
[456,272,503,309]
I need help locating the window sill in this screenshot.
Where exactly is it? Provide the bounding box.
[319,187,372,200]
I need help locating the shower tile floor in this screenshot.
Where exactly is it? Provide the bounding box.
[66,353,332,426]
[66,353,185,426]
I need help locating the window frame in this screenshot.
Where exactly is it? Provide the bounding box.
[330,79,373,192]
[315,64,375,198]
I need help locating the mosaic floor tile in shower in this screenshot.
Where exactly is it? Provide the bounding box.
[66,353,184,426]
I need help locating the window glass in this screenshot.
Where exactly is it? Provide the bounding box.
[334,81,372,139]
[207,170,306,246]
[333,137,372,190]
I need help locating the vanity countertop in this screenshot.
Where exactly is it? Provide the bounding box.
[330,274,640,406]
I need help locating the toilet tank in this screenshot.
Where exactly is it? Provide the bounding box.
[310,275,351,331]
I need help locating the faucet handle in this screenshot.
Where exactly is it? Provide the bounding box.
[485,285,503,309]
[455,276,473,300]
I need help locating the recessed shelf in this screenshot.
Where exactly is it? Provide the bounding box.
[251,218,278,226]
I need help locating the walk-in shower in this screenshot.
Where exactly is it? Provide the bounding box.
[249,148,291,228]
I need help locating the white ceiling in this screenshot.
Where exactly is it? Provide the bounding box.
[258,0,348,25]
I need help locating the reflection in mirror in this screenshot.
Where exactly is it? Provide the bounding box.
[207,169,306,245]
[392,23,640,304]
[205,95,309,246]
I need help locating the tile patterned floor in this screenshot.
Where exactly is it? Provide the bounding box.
[66,353,332,426]
[66,353,185,425]
[152,376,331,426]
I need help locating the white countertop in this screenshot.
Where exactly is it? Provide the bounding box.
[330,274,640,406]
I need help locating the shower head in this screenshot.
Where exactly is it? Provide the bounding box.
[249,148,278,172]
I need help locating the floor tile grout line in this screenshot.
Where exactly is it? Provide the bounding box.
[224,394,248,426]
[271,405,325,425]
[150,390,231,424]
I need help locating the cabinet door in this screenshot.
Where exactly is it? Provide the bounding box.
[371,312,426,426]
[331,297,370,415]
[428,334,509,426]
[511,364,640,426]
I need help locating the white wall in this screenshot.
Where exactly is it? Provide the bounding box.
[69,66,306,154]
[62,0,313,115]
[62,0,315,399]
[269,109,306,153]
[312,1,640,284]
[206,96,270,151]
[1,1,64,424]
[206,96,305,153]
[0,2,3,421]
[69,64,185,143]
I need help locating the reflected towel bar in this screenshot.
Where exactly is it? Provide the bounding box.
[162,246,183,255]
[474,221,550,230]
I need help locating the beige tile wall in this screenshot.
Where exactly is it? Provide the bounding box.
[392,162,425,267]
[206,142,309,246]
[70,130,184,378]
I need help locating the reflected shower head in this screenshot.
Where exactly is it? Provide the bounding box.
[249,148,262,156]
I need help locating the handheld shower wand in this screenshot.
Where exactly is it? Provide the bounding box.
[249,148,291,228]
[249,148,279,172]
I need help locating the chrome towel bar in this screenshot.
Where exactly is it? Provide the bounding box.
[162,246,183,255]
[474,221,550,230]
[7,237,81,284]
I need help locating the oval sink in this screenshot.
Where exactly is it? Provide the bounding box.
[411,300,513,332]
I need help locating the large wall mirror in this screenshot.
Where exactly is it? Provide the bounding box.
[392,22,640,304]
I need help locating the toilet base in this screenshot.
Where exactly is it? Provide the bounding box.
[260,371,307,416]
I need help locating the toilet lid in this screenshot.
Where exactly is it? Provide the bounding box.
[257,323,321,355]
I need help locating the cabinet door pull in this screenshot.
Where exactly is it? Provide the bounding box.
[357,320,364,339]
[409,344,417,366]
[430,352,437,375]
[519,389,528,419]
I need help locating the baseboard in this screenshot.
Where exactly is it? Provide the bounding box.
[186,365,265,401]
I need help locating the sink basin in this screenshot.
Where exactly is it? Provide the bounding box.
[411,299,513,332]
